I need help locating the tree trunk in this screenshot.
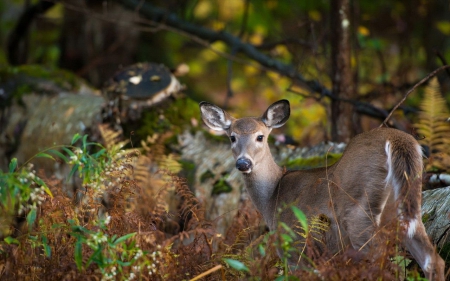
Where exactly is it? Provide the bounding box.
[422,187,450,248]
[330,0,356,143]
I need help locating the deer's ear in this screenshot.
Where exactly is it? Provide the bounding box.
[261,100,290,128]
[199,102,235,131]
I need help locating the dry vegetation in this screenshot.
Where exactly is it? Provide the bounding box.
[0,125,440,280]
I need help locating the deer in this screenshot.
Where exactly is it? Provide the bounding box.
[199,99,445,280]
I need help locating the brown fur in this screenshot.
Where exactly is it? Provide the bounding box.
[200,100,445,280]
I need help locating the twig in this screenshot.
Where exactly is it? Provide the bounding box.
[189,265,223,281]
[434,49,450,78]
[380,65,450,127]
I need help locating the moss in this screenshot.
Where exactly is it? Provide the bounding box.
[179,160,196,187]
[283,153,342,170]
[422,208,436,223]
[211,177,232,195]
[439,242,450,264]
[136,97,200,139]
[0,64,85,110]
[200,170,215,183]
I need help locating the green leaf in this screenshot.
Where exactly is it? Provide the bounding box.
[75,240,83,270]
[48,149,69,163]
[280,222,296,237]
[71,133,81,145]
[223,258,250,273]
[82,134,88,150]
[68,164,79,180]
[52,223,65,229]
[32,177,53,198]
[86,246,102,268]
[258,244,266,256]
[4,236,20,245]
[291,206,308,233]
[114,232,136,245]
[42,236,51,257]
[62,147,75,157]
[117,260,133,267]
[36,152,55,160]
[27,208,37,230]
[9,158,18,173]
[92,149,106,158]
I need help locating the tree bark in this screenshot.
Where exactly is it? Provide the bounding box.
[7,0,56,65]
[422,187,450,248]
[330,0,356,142]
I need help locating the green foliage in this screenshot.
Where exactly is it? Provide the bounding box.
[137,97,199,140]
[223,258,250,273]
[0,158,53,236]
[0,131,150,280]
[0,64,82,95]
[212,176,233,195]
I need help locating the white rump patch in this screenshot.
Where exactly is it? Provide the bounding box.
[423,254,431,271]
[385,141,400,200]
[407,219,418,238]
[385,141,394,187]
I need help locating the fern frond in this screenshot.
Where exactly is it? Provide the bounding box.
[98,124,123,149]
[415,78,450,171]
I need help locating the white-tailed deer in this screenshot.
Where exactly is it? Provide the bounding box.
[200,99,445,280]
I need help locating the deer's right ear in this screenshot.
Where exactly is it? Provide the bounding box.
[261,99,290,128]
[199,102,234,131]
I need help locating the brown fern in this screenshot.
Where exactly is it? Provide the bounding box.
[415,78,450,171]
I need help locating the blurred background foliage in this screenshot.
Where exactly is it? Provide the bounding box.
[1,0,449,145]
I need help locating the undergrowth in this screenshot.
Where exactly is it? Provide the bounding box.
[0,126,434,280]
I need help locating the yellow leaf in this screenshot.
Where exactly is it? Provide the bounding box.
[212,20,225,31]
[436,21,450,35]
[308,10,322,22]
[194,0,212,19]
[358,26,370,36]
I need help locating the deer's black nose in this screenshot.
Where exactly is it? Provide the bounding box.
[236,158,252,172]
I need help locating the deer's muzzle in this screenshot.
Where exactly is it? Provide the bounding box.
[236,157,252,173]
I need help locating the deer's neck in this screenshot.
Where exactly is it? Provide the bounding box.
[242,154,283,228]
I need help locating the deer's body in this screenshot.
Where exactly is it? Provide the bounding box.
[200,100,445,280]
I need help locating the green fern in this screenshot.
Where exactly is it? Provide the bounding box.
[415,78,450,171]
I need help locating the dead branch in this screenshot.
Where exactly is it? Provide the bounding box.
[116,0,392,120]
[381,65,450,127]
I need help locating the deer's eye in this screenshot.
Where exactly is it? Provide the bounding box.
[256,135,264,142]
[230,136,236,143]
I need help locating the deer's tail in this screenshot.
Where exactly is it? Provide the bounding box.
[384,137,423,237]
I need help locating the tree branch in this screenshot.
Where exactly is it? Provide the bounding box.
[7,0,56,65]
[117,0,391,120]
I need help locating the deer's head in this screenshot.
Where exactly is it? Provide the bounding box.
[199,100,290,174]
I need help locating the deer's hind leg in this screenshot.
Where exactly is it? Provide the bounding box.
[403,220,445,281]
[343,183,391,253]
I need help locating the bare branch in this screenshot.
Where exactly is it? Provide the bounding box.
[116,0,395,121]
[380,65,450,127]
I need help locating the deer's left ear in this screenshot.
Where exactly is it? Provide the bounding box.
[261,100,290,128]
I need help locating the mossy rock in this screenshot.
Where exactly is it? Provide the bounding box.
[0,65,85,104]
[283,153,342,170]
[134,97,200,141]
